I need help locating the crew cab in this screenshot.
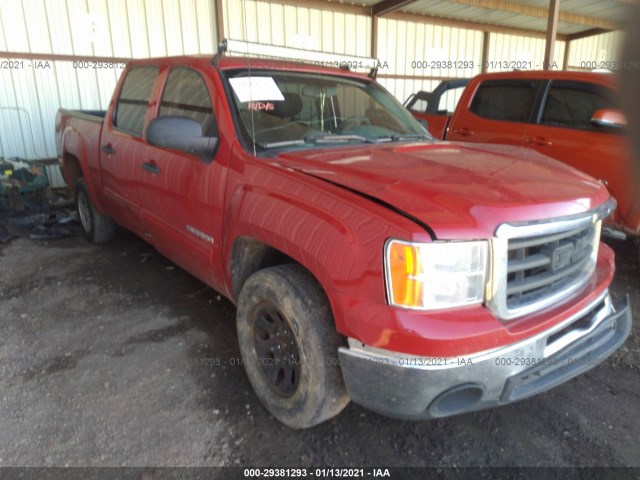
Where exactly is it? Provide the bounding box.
[407,71,639,237]
[56,43,631,428]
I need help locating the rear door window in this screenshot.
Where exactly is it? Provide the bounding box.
[540,81,619,130]
[158,68,218,137]
[114,66,159,136]
[470,80,537,123]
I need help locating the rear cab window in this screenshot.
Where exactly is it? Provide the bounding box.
[114,66,159,136]
[469,79,538,123]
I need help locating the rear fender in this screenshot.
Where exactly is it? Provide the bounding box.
[61,126,107,212]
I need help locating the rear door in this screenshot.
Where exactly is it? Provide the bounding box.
[100,66,159,233]
[447,78,541,145]
[524,80,633,228]
[138,66,226,285]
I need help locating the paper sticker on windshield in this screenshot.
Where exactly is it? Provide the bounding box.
[229,77,285,103]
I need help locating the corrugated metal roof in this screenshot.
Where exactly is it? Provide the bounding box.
[510,0,627,22]
[385,0,626,36]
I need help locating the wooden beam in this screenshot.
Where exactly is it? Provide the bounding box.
[563,38,571,69]
[444,0,619,30]
[371,15,379,58]
[261,0,370,16]
[372,0,417,17]
[0,52,131,63]
[564,65,591,71]
[566,28,611,42]
[481,32,490,73]
[544,0,560,70]
[378,73,465,81]
[215,0,225,45]
[386,11,568,41]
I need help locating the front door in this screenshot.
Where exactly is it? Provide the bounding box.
[138,67,225,286]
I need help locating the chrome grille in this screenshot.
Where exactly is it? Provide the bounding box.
[506,223,598,311]
[487,199,615,321]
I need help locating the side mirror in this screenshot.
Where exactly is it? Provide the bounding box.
[591,109,627,129]
[146,116,218,159]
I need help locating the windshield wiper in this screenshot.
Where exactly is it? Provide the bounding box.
[261,139,307,149]
[261,134,380,150]
[304,134,379,144]
[388,133,432,142]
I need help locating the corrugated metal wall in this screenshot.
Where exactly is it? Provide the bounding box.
[376,17,484,104]
[222,0,371,57]
[0,0,624,183]
[0,0,217,187]
[487,33,566,71]
[566,31,623,70]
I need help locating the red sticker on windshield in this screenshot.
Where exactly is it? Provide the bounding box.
[247,102,275,111]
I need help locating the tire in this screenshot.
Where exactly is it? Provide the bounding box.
[75,178,116,244]
[236,264,350,429]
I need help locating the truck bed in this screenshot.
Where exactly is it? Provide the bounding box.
[57,109,106,124]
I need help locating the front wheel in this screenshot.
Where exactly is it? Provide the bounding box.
[75,178,116,244]
[236,264,350,429]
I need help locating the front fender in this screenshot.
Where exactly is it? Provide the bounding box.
[222,157,428,339]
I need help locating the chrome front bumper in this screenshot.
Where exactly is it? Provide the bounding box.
[338,291,631,420]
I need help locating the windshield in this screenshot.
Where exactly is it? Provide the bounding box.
[224,69,431,152]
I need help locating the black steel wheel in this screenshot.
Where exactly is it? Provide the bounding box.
[236,264,350,429]
[253,303,301,398]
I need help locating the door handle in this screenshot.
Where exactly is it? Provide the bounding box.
[141,160,160,174]
[452,127,474,137]
[101,144,116,155]
[525,137,552,146]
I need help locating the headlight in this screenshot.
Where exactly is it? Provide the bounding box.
[384,239,488,310]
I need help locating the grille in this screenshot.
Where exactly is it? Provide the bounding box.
[505,223,598,312]
[487,200,614,320]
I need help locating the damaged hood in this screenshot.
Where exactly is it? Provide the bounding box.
[276,142,611,239]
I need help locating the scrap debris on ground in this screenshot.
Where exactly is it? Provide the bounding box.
[0,158,78,243]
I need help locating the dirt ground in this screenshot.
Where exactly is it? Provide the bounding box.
[0,228,638,470]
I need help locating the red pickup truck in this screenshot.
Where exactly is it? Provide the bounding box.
[407,71,639,237]
[56,46,631,429]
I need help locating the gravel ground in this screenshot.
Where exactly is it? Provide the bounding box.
[0,229,638,470]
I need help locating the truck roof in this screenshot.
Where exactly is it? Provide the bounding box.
[125,55,372,81]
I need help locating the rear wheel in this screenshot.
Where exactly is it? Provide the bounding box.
[236,264,349,429]
[75,178,115,244]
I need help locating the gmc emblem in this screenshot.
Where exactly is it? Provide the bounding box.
[550,237,590,271]
[551,243,574,271]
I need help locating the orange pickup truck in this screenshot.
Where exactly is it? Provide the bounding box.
[407,71,639,237]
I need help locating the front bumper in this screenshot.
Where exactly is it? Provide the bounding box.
[338,290,631,420]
